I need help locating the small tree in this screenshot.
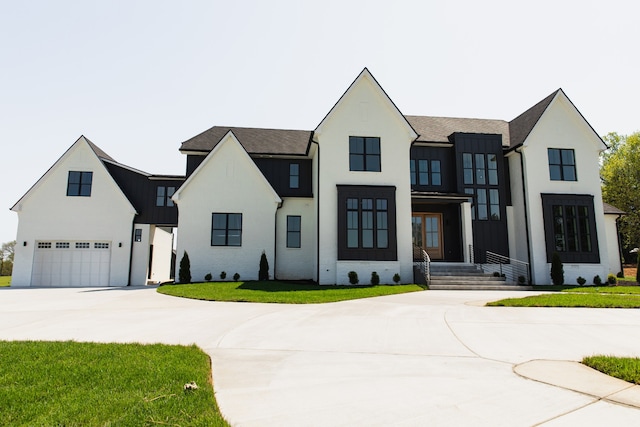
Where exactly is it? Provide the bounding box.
[577,276,586,286]
[220,271,227,280]
[370,271,380,286]
[258,251,269,281]
[593,275,602,285]
[550,252,564,286]
[204,273,212,282]
[393,273,401,284]
[179,251,191,283]
[233,272,240,281]
[348,271,359,285]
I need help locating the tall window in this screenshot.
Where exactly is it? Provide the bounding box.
[67,171,93,196]
[286,216,301,248]
[211,213,242,246]
[410,159,441,186]
[462,153,500,220]
[349,136,381,172]
[541,194,599,263]
[346,197,388,249]
[548,148,577,181]
[289,163,299,189]
[156,186,175,206]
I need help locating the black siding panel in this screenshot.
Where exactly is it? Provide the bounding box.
[105,163,183,226]
[253,158,313,197]
[186,155,205,178]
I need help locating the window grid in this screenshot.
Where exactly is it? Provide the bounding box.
[38,242,52,249]
[55,242,70,249]
[94,243,109,249]
[212,213,243,246]
[410,159,441,186]
[289,164,300,189]
[552,204,592,253]
[349,136,381,172]
[462,153,500,221]
[548,148,577,181]
[156,186,176,207]
[67,171,93,197]
[75,242,90,249]
[346,197,388,249]
[286,216,301,248]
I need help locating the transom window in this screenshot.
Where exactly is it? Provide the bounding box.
[548,148,577,181]
[211,213,242,246]
[286,216,301,248]
[289,163,300,189]
[349,136,381,172]
[410,159,441,186]
[67,171,93,197]
[76,242,90,249]
[37,242,52,249]
[156,186,175,207]
[55,242,70,249]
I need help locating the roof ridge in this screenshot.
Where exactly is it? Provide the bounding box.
[508,89,560,149]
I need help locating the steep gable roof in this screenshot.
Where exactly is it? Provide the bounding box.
[508,90,558,149]
[179,126,312,156]
[406,116,509,145]
[11,136,135,213]
[173,130,281,203]
[314,68,418,141]
[603,202,625,215]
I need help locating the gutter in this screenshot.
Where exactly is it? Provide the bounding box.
[516,147,533,284]
[127,219,135,286]
[273,200,283,280]
[314,139,320,284]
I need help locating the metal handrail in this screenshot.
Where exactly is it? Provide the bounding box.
[483,251,530,285]
[423,249,431,286]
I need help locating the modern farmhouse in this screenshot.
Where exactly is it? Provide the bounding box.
[10,68,623,286]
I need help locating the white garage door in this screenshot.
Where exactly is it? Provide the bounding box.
[32,241,111,287]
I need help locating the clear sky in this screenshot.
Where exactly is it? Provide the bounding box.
[2,0,638,244]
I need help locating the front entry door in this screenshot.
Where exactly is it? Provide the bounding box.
[412,213,443,260]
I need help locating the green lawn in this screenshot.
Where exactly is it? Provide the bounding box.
[583,355,640,385]
[487,286,640,308]
[0,276,10,287]
[158,281,423,303]
[0,341,228,426]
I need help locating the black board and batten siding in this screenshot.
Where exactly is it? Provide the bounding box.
[453,133,509,262]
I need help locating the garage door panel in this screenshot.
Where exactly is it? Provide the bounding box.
[32,241,111,287]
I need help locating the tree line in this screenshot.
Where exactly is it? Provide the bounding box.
[0,240,15,276]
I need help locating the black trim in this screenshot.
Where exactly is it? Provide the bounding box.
[337,185,397,261]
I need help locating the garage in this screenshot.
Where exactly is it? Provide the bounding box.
[31,241,111,287]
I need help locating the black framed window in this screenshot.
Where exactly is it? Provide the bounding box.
[463,153,473,184]
[286,216,301,248]
[156,186,175,206]
[462,153,500,221]
[211,213,242,246]
[67,171,93,196]
[289,163,299,189]
[338,185,396,260]
[134,229,142,242]
[541,194,599,263]
[410,159,441,186]
[349,136,381,172]
[548,148,577,181]
[489,189,500,220]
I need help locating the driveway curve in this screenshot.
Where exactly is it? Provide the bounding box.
[1,287,639,426]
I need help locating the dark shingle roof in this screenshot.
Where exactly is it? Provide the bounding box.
[508,90,559,149]
[179,126,313,155]
[603,202,625,215]
[405,116,509,145]
[85,136,116,162]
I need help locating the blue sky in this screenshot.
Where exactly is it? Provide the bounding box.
[2,0,639,244]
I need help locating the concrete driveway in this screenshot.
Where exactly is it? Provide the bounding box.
[1,287,640,426]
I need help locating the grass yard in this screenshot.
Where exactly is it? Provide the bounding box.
[583,355,640,385]
[158,281,423,304]
[0,276,10,287]
[0,341,228,426]
[487,286,640,308]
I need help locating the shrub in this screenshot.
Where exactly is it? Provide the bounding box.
[492,271,500,277]
[348,271,359,285]
[233,272,240,281]
[550,252,564,286]
[371,271,380,286]
[204,273,212,282]
[393,273,401,284]
[518,275,526,284]
[617,271,624,278]
[220,271,227,280]
[178,251,191,283]
[593,275,602,286]
[577,276,586,286]
[258,251,269,281]
[637,266,640,285]
[607,274,617,285]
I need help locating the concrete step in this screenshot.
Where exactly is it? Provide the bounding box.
[430,275,506,282]
[429,283,533,291]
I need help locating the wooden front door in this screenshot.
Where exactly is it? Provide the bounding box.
[412,213,444,260]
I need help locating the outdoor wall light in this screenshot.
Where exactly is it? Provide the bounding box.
[23,241,27,246]
[119,242,122,247]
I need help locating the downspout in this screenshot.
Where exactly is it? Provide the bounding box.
[127,219,135,286]
[516,147,533,284]
[616,214,624,273]
[314,140,320,284]
[273,200,283,280]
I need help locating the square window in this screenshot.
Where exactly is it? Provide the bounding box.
[67,171,93,197]
[349,136,381,172]
[211,213,242,246]
[548,148,577,181]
